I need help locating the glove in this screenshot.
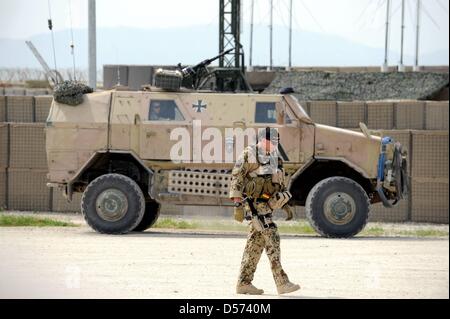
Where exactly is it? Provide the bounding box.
[268,191,292,210]
[233,203,244,222]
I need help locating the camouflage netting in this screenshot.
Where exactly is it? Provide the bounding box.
[264,71,449,101]
[53,81,94,106]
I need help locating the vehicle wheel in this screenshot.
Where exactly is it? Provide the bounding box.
[132,201,161,232]
[81,173,145,234]
[305,177,370,238]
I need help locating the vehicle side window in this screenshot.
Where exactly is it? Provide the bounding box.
[255,101,294,124]
[255,102,276,123]
[148,100,184,121]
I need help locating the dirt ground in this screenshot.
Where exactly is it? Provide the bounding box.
[0,214,448,299]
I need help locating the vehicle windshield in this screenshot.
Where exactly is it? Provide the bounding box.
[283,94,312,123]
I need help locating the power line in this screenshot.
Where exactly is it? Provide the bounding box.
[421,2,441,30]
[273,0,289,29]
[369,0,387,29]
[436,0,449,16]
[355,0,374,27]
[406,0,415,28]
[298,0,325,32]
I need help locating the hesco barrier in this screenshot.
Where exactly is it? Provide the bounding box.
[6,96,34,122]
[0,168,5,209]
[0,96,5,122]
[306,101,448,131]
[395,101,425,129]
[411,131,448,179]
[308,101,337,126]
[9,123,47,169]
[0,123,8,168]
[34,96,53,122]
[367,102,394,129]
[337,101,365,128]
[3,95,53,123]
[52,191,82,213]
[425,101,449,130]
[7,168,50,211]
[411,178,449,223]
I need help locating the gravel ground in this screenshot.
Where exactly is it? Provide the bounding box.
[0,213,448,299]
[264,71,449,100]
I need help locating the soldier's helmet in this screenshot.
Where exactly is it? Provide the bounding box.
[258,127,280,144]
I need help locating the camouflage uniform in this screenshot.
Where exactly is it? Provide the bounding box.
[230,145,290,287]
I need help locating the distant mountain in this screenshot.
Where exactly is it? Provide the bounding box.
[0,25,448,68]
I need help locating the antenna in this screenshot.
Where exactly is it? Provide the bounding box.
[47,0,59,83]
[25,41,63,85]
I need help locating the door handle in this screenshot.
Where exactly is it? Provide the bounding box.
[146,131,157,138]
[233,121,245,127]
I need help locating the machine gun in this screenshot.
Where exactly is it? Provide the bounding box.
[177,48,233,90]
[177,48,252,92]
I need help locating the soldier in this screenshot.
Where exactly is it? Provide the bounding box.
[149,101,163,120]
[230,127,300,295]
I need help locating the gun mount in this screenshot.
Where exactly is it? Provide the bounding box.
[173,48,252,92]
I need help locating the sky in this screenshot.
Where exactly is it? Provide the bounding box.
[0,0,448,63]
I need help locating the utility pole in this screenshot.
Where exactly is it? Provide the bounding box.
[269,0,273,71]
[399,0,406,72]
[382,0,391,72]
[413,0,421,71]
[88,0,97,89]
[288,0,293,70]
[249,0,254,71]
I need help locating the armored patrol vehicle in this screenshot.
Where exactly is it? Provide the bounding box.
[46,56,408,238]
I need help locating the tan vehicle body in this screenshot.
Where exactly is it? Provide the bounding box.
[46,89,406,236]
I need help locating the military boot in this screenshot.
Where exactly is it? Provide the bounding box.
[277,281,300,294]
[236,283,264,295]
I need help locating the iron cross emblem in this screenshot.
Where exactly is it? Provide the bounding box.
[192,100,207,113]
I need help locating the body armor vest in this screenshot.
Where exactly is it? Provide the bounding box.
[244,146,283,198]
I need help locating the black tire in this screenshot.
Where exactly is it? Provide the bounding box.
[81,173,145,234]
[305,177,370,238]
[132,201,161,232]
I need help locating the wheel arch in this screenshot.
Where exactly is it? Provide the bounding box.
[67,150,154,199]
[288,159,375,206]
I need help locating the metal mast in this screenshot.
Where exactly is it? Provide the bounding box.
[269,0,273,70]
[288,0,293,70]
[219,0,241,68]
[413,0,421,71]
[382,0,391,72]
[88,0,97,89]
[249,0,254,70]
[399,0,406,71]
